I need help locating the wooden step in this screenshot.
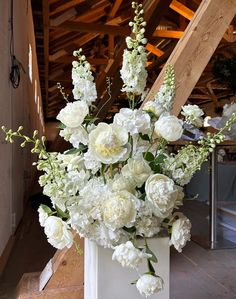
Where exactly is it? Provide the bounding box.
[16,235,84,299]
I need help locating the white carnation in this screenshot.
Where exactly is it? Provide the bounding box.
[114,108,151,136]
[103,190,139,230]
[145,174,179,218]
[170,213,191,252]
[56,101,89,128]
[44,216,73,249]
[122,155,153,187]
[136,274,163,297]
[88,123,130,164]
[154,115,183,142]
[112,241,149,269]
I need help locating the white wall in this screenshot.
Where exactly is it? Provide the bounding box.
[0,0,44,256]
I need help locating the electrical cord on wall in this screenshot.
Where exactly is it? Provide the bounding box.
[9,0,25,89]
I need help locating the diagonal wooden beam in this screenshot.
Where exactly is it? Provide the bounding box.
[144,0,236,115]
[146,43,165,57]
[108,0,123,18]
[42,0,50,117]
[153,30,184,39]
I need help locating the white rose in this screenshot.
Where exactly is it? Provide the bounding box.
[114,108,151,136]
[145,174,179,218]
[112,241,150,269]
[136,274,163,297]
[170,213,191,252]
[44,216,73,249]
[154,115,183,142]
[88,123,130,164]
[103,191,139,230]
[142,101,162,117]
[38,206,49,227]
[56,101,89,128]
[122,156,153,187]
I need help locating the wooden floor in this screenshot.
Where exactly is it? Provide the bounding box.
[1,203,236,299]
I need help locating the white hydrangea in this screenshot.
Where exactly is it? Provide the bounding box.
[121,155,153,188]
[114,108,151,136]
[170,213,191,252]
[181,104,204,127]
[56,101,89,128]
[145,174,179,218]
[154,115,183,142]
[88,123,130,164]
[103,190,139,230]
[112,241,150,269]
[120,48,147,96]
[44,216,73,249]
[136,274,163,297]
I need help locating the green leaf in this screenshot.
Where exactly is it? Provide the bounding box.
[139,133,150,141]
[65,148,82,155]
[146,111,158,119]
[149,162,161,173]
[123,226,136,233]
[55,205,69,219]
[58,123,66,129]
[146,247,158,263]
[143,152,155,162]
[154,153,166,164]
[40,204,52,214]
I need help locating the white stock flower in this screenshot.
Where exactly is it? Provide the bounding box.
[38,206,48,227]
[142,101,162,117]
[103,190,139,230]
[170,213,191,252]
[114,108,151,136]
[56,101,89,128]
[181,104,204,127]
[223,102,236,117]
[154,115,183,142]
[145,174,179,218]
[136,274,163,297]
[44,216,73,249]
[120,48,147,96]
[88,123,130,164]
[122,155,153,187]
[112,241,149,269]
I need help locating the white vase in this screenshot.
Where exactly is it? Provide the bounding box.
[84,237,170,299]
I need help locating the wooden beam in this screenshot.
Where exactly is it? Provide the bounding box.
[42,0,50,117]
[170,0,195,20]
[49,55,108,65]
[108,0,123,18]
[51,21,130,36]
[153,30,184,39]
[146,43,164,57]
[50,0,84,17]
[144,0,236,115]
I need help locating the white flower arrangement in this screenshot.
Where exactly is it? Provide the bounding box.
[2,2,236,297]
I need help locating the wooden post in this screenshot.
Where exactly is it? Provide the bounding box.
[143,0,236,115]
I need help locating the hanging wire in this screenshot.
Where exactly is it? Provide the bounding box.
[9,0,25,89]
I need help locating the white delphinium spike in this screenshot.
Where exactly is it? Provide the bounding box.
[72,49,97,105]
[120,2,148,97]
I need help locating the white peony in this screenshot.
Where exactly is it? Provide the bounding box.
[170,213,191,252]
[44,216,73,249]
[122,155,153,187]
[111,173,136,194]
[103,190,139,230]
[112,241,150,269]
[56,101,89,128]
[136,274,163,297]
[114,108,151,136]
[38,206,48,227]
[154,115,183,142]
[181,104,204,127]
[145,174,179,218]
[88,123,130,164]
